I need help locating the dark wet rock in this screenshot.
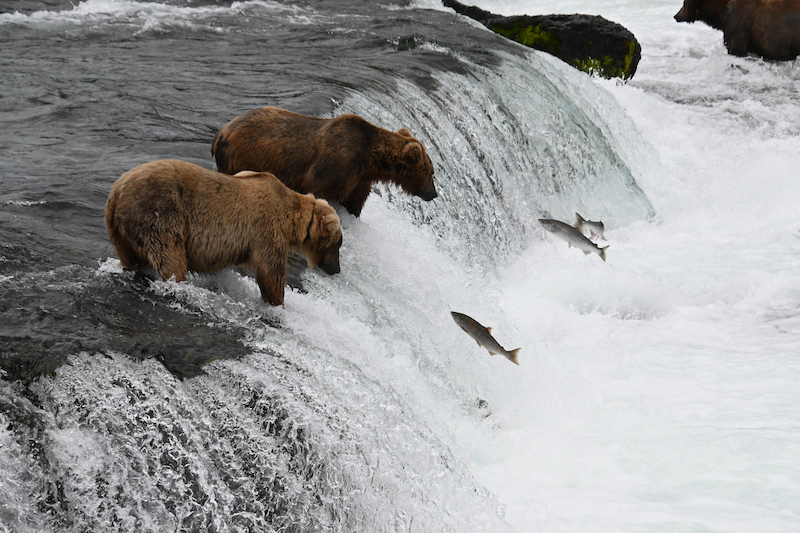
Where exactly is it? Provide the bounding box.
[0,267,250,382]
[443,0,641,80]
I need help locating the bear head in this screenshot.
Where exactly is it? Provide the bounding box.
[397,128,438,202]
[301,197,342,275]
[674,0,728,25]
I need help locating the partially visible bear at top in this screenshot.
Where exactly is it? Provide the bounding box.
[212,107,438,217]
[675,0,800,60]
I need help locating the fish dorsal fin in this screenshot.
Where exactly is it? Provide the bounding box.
[485,326,492,334]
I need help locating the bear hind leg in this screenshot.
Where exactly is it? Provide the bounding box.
[108,225,150,271]
[141,238,189,282]
[116,241,148,271]
[154,251,189,282]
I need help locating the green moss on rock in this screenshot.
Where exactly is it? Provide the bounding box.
[570,39,638,79]
[492,23,560,55]
[442,1,642,80]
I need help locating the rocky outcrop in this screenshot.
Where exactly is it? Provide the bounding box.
[443,0,641,80]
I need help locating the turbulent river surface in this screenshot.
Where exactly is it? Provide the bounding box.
[2,0,799,532]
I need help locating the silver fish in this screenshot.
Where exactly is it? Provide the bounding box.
[539,218,609,261]
[451,311,520,365]
[575,212,605,241]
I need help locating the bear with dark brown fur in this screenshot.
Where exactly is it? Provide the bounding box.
[105,159,342,306]
[675,0,800,59]
[211,107,438,217]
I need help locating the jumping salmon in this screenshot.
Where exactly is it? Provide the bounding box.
[451,311,520,365]
[539,218,608,261]
[574,212,605,241]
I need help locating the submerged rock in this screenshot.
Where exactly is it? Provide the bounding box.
[443,0,641,80]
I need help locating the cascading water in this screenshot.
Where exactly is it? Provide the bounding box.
[337,47,654,267]
[1,1,666,531]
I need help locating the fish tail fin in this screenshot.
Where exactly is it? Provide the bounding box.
[600,246,609,261]
[508,348,521,365]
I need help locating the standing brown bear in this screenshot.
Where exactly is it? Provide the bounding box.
[105,159,342,306]
[211,107,438,217]
[675,0,800,59]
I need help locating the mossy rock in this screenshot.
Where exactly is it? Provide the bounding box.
[492,22,560,55]
[444,0,641,80]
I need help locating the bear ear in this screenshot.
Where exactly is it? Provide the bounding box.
[305,193,316,200]
[311,200,340,233]
[323,213,341,233]
[402,141,424,163]
[397,128,413,138]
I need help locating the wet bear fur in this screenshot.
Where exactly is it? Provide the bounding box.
[675,0,800,59]
[211,106,438,217]
[105,159,342,306]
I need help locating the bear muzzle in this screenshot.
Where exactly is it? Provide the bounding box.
[419,185,438,202]
[318,254,340,276]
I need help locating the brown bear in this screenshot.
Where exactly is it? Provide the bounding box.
[675,0,800,59]
[105,159,342,306]
[211,106,438,217]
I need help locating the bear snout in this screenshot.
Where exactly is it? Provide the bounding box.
[319,257,340,275]
[420,185,438,202]
[674,5,689,22]
[317,248,340,275]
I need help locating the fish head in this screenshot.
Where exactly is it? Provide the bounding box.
[538,218,557,232]
[450,311,468,329]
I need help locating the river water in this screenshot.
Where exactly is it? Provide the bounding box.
[1,0,799,531]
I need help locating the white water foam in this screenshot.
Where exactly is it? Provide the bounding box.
[0,0,319,32]
[437,0,800,531]
[5,0,799,530]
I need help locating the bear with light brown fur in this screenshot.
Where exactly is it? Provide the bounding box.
[675,0,800,59]
[211,106,438,217]
[105,159,342,306]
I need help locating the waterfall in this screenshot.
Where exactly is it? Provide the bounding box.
[0,4,657,531]
[335,46,654,268]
